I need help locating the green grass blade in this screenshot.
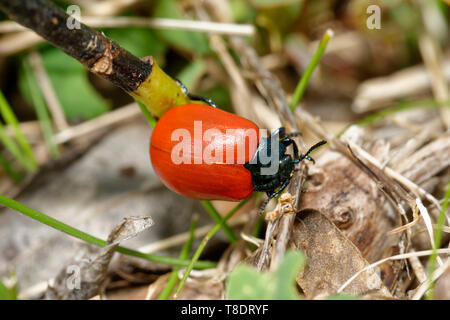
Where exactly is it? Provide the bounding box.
[0,90,37,170]
[337,99,450,137]
[425,180,450,300]
[0,122,34,172]
[0,194,215,269]
[174,198,249,299]
[289,29,333,111]
[22,57,59,158]
[158,214,198,300]
[202,200,238,243]
[0,151,22,182]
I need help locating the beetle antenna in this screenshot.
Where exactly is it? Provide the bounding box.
[300,140,327,163]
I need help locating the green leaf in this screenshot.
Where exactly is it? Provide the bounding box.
[227,265,273,299]
[19,48,110,121]
[226,250,305,300]
[272,250,305,299]
[153,0,211,54]
[249,0,303,8]
[176,60,205,90]
[197,86,231,110]
[0,273,18,300]
[230,0,257,23]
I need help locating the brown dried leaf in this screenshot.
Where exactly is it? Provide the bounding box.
[289,210,392,299]
[300,151,400,263]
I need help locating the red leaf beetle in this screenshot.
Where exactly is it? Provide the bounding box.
[150,104,326,209]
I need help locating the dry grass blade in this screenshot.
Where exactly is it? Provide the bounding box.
[0,17,256,36]
[412,257,450,300]
[346,139,447,263]
[53,103,141,144]
[28,50,69,132]
[337,248,450,293]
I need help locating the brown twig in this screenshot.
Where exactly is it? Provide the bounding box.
[0,0,151,93]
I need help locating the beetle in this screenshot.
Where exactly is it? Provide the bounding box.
[149,103,326,210]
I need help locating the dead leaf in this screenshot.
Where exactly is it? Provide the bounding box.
[289,210,392,299]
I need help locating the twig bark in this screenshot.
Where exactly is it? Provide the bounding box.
[0,0,151,93]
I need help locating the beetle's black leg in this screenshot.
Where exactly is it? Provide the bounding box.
[272,127,286,140]
[286,132,301,138]
[258,197,270,216]
[186,94,217,108]
[175,78,189,95]
[258,191,273,216]
[174,78,217,108]
[270,178,291,198]
[281,137,300,160]
[258,179,291,215]
[291,139,299,159]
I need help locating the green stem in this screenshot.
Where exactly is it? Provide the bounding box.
[425,180,450,300]
[136,100,156,128]
[22,56,59,158]
[202,200,238,243]
[0,89,37,170]
[289,29,333,111]
[158,215,198,300]
[0,194,215,269]
[174,198,249,299]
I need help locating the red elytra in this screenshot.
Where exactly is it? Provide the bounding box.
[150,104,260,201]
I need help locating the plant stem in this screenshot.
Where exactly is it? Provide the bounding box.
[174,198,249,299]
[201,200,238,243]
[0,194,215,269]
[158,215,198,300]
[289,29,333,111]
[425,180,450,300]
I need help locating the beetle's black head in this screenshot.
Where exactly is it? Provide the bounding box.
[243,127,326,213]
